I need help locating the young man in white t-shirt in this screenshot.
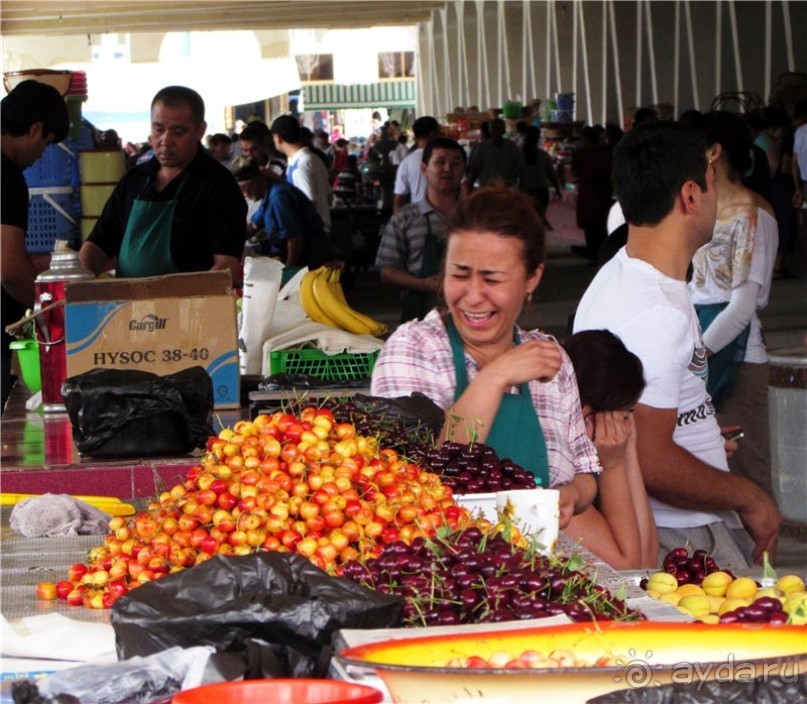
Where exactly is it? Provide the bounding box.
[574,122,780,569]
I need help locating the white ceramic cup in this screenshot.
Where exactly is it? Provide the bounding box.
[496,488,560,554]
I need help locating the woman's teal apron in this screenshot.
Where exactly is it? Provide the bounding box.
[695,302,750,411]
[401,213,444,323]
[117,174,187,278]
[446,315,550,486]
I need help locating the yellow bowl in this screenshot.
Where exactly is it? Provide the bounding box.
[3,69,72,96]
[79,149,125,184]
[79,184,115,217]
[337,622,807,704]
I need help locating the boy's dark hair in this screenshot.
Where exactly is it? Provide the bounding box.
[152,85,205,125]
[613,121,709,227]
[1,80,69,141]
[422,137,467,166]
[271,114,302,144]
[412,116,440,139]
[446,185,545,272]
[696,111,752,178]
[632,106,658,127]
[562,330,645,412]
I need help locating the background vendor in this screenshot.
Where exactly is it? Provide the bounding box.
[371,186,600,528]
[79,85,246,282]
[231,155,333,271]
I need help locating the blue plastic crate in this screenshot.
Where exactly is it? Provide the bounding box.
[23,128,93,188]
[26,188,78,253]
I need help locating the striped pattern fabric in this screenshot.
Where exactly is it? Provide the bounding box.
[304,80,416,109]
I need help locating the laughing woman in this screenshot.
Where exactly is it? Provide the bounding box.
[371,186,600,528]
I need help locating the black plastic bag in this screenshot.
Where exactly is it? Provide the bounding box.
[110,552,404,678]
[62,367,213,458]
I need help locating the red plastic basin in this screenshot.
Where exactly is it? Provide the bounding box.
[172,678,383,704]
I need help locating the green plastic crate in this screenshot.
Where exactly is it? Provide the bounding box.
[269,348,379,381]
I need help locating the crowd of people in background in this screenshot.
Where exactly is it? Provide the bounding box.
[4,78,806,571]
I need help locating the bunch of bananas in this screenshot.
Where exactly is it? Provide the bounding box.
[299,266,388,337]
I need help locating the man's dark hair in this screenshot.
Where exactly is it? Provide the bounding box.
[271,114,302,144]
[239,125,266,144]
[422,137,467,166]
[209,133,232,146]
[245,120,270,138]
[1,80,69,141]
[793,99,807,119]
[412,116,440,139]
[613,121,709,227]
[562,330,645,412]
[151,85,205,125]
[678,109,703,128]
[632,106,658,127]
[300,126,314,142]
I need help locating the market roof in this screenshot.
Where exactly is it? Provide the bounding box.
[0,1,447,36]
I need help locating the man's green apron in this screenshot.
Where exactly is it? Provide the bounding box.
[446,315,550,487]
[117,175,186,278]
[400,212,443,323]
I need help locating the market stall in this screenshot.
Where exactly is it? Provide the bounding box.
[2,384,806,703]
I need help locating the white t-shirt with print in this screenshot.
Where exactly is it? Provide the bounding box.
[574,248,741,530]
[688,208,778,363]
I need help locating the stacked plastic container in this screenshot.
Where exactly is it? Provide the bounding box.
[22,70,92,254]
[78,150,124,242]
[550,92,575,124]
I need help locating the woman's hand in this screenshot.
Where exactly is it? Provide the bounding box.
[590,411,631,469]
[480,339,563,390]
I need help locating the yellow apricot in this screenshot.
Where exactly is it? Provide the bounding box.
[701,571,733,597]
[675,583,706,598]
[776,575,806,596]
[725,577,758,601]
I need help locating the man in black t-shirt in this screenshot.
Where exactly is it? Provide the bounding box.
[1,81,70,412]
[80,86,246,282]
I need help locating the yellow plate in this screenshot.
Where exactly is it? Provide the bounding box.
[0,493,135,516]
[338,621,807,704]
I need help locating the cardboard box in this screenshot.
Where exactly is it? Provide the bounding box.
[65,271,239,408]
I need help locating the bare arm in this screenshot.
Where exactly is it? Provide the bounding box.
[557,474,597,527]
[78,241,111,276]
[571,413,658,568]
[0,224,36,309]
[439,340,563,446]
[634,403,780,563]
[793,152,804,207]
[379,265,439,295]
[392,194,409,212]
[284,236,303,267]
[210,254,242,285]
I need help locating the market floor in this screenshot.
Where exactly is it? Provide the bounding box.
[344,199,807,573]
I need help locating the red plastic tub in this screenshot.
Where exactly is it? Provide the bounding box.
[172,679,383,704]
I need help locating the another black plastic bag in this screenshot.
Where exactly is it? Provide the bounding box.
[62,367,213,458]
[110,552,404,678]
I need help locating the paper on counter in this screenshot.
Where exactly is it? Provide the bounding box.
[0,613,116,662]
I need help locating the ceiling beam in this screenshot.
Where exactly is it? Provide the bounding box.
[0,1,445,36]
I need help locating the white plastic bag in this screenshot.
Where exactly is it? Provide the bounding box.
[239,257,284,375]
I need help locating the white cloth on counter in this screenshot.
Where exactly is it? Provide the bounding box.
[1,613,116,662]
[261,327,383,376]
[10,494,110,537]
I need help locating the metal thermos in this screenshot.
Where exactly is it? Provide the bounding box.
[34,250,95,412]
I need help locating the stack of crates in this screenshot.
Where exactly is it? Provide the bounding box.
[24,126,92,254]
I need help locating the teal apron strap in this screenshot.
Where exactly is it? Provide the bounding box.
[401,213,443,323]
[446,315,550,486]
[117,174,187,278]
[696,303,751,411]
